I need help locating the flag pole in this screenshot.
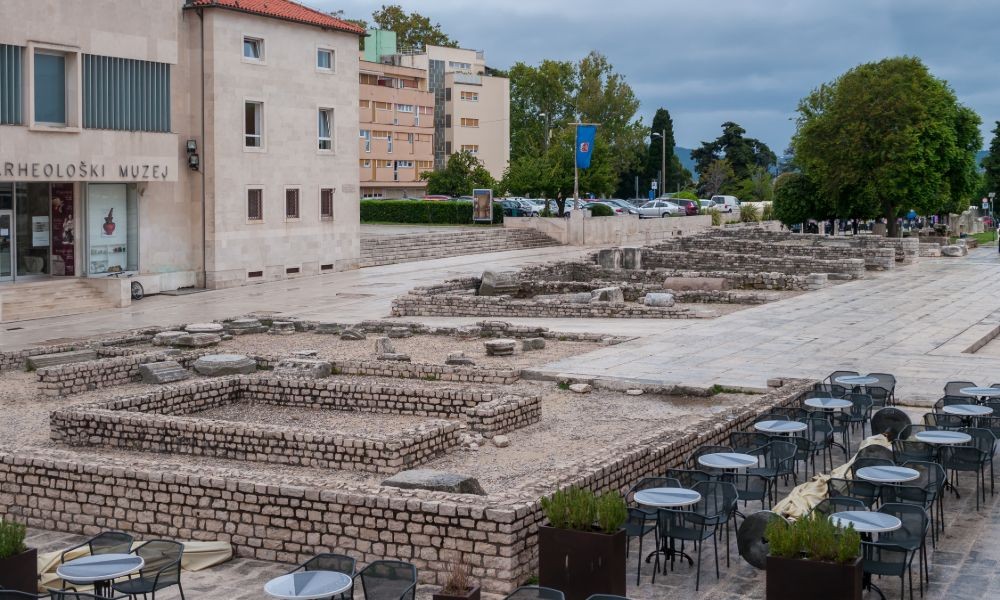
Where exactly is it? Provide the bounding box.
[573,125,580,211]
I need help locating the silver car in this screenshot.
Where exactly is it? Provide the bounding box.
[638,200,682,218]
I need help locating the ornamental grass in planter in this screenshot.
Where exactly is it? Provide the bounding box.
[0,519,37,594]
[764,511,863,600]
[538,487,628,600]
[433,561,480,600]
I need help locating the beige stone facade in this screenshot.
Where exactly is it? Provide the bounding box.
[0,0,361,292]
[358,60,434,199]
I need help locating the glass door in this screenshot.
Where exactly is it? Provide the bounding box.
[0,210,12,282]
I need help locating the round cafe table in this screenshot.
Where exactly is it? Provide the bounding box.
[56,553,144,597]
[913,430,973,445]
[834,375,879,387]
[264,571,353,600]
[754,420,807,435]
[634,487,701,508]
[697,452,758,470]
[804,397,853,411]
[942,404,993,417]
[959,386,1000,399]
[855,465,920,484]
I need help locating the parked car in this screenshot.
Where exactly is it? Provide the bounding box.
[699,199,715,212]
[499,199,524,216]
[423,194,452,201]
[674,199,700,216]
[638,200,682,218]
[711,195,740,213]
[601,199,640,215]
[516,199,540,216]
[583,201,624,215]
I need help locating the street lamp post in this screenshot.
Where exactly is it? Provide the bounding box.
[651,130,666,197]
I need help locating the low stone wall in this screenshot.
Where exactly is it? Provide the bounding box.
[0,343,88,372]
[466,394,541,438]
[521,261,822,291]
[36,351,208,397]
[641,249,865,279]
[3,379,813,595]
[503,213,714,246]
[391,293,702,319]
[703,227,919,264]
[657,237,895,270]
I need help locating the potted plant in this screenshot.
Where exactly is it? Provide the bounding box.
[433,561,480,600]
[0,519,37,593]
[538,487,628,600]
[764,511,863,600]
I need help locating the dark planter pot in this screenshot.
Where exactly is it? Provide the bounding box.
[433,586,481,600]
[538,526,626,600]
[0,547,38,593]
[766,555,862,600]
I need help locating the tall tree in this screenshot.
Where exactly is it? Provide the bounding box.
[691,122,776,182]
[772,172,832,226]
[422,152,495,196]
[575,52,645,180]
[697,159,735,197]
[508,60,578,161]
[371,4,457,51]
[644,108,685,194]
[981,121,1000,198]
[792,56,982,236]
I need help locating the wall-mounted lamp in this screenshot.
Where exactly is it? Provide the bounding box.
[186,139,200,171]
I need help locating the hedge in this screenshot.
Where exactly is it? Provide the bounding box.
[360,200,504,225]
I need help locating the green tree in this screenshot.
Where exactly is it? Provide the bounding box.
[371,4,457,51]
[697,159,735,197]
[576,51,645,180]
[508,60,578,161]
[792,56,982,236]
[772,172,832,226]
[980,121,1000,199]
[422,152,495,196]
[691,122,777,182]
[644,108,686,195]
[736,165,775,203]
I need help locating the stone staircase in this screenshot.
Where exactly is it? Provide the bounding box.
[360,228,560,268]
[0,278,115,323]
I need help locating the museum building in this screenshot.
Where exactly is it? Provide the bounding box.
[0,0,363,316]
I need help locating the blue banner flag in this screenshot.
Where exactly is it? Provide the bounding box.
[575,124,597,169]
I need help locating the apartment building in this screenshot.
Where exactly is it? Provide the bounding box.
[358,60,434,199]
[0,0,362,302]
[384,45,510,182]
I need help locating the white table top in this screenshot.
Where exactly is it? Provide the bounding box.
[855,465,920,483]
[835,375,879,386]
[942,404,993,416]
[264,571,354,600]
[959,387,1000,397]
[914,430,973,445]
[56,553,144,584]
[755,420,807,434]
[830,511,902,534]
[804,397,853,410]
[633,487,702,508]
[697,452,758,469]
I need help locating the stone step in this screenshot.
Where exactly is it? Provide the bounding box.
[1,279,115,323]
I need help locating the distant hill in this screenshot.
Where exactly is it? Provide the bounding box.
[675,146,697,180]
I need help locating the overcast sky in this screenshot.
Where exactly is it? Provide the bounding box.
[320,0,999,151]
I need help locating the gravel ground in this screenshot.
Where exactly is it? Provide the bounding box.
[195,401,432,435]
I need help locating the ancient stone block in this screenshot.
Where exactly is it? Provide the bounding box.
[314,322,346,335]
[340,328,366,340]
[484,339,516,356]
[185,323,224,334]
[478,269,520,296]
[387,327,413,338]
[273,358,332,379]
[621,247,642,270]
[225,318,267,335]
[521,338,546,351]
[138,361,190,384]
[382,469,486,495]
[492,435,511,448]
[596,248,622,270]
[663,277,727,291]
[569,383,593,393]
[455,325,482,339]
[941,245,967,257]
[26,349,97,370]
[446,352,476,366]
[192,354,256,376]
[269,321,296,335]
[643,293,675,307]
[590,287,624,303]
[152,331,187,346]
[171,333,221,348]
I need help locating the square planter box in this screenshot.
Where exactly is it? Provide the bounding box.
[766,555,862,600]
[0,547,38,594]
[538,526,626,600]
[433,586,481,600]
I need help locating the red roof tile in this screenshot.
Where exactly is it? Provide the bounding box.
[186,0,365,35]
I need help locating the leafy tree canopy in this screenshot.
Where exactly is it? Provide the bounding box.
[697,159,736,197]
[371,4,457,51]
[691,122,777,182]
[792,56,982,235]
[644,108,687,195]
[423,152,495,197]
[982,121,1000,198]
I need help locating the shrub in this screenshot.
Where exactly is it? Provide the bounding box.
[588,203,615,217]
[359,200,503,225]
[707,208,722,226]
[740,203,762,222]
[0,519,27,559]
[541,487,627,533]
[765,512,860,563]
[761,202,774,221]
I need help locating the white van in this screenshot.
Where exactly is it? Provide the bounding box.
[710,195,740,213]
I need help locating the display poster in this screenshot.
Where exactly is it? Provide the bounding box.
[472,188,493,223]
[87,183,128,273]
[51,183,75,276]
[31,216,49,247]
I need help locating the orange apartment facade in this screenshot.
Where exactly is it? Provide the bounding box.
[358,60,434,199]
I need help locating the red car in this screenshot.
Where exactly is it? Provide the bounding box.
[674,199,700,216]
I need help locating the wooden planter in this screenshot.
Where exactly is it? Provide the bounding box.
[432,586,481,600]
[0,547,38,593]
[538,526,626,600]
[766,555,862,600]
